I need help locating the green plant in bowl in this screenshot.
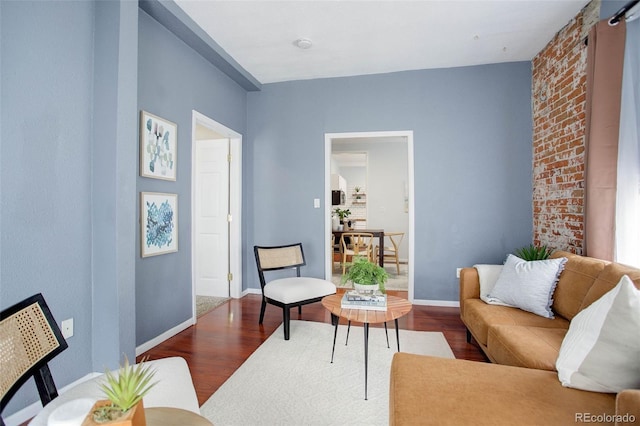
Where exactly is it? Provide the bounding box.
[90,355,157,423]
[341,256,388,293]
[514,244,552,261]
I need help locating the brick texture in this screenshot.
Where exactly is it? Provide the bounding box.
[531,0,600,255]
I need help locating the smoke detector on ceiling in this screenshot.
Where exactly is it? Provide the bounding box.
[294,38,313,49]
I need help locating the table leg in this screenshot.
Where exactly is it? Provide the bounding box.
[345,321,351,345]
[331,314,339,363]
[378,233,384,267]
[364,322,369,400]
[395,318,400,352]
[384,322,389,348]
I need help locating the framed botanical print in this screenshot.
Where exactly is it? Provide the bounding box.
[140,110,177,181]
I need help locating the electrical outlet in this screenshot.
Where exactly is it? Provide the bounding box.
[61,318,74,339]
[456,268,462,278]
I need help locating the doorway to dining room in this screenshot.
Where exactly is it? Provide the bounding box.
[324,131,414,300]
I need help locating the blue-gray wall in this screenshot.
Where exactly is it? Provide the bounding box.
[1,0,139,415]
[1,0,536,419]
[246,64,533,301]
[136,10,247,344]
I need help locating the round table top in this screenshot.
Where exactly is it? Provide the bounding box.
[145,407,213,426]
[321,293,412,324]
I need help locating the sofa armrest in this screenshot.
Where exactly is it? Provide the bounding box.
[616,389,640,425]
[459,267,480,317]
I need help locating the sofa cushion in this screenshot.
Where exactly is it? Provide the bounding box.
[556,275,640,393]
[463,299,569,347]
[488,254,568,318]
[581,262,640,311]
[550,251,607,320]
[488,325,566,371]
[389,353,616,426]
[28,357,201,426]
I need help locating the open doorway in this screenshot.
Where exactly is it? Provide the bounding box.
[324,131,415,301]
[191,111,242,320]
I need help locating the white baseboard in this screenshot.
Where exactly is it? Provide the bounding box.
[411,299,460,307]
[4,372,101,426]
[135,317,195,356]
[243,288,261,296]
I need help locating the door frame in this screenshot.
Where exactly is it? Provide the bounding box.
[191,110,243,315]
[324,130,415,302]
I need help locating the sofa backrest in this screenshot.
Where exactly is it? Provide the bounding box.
[581,262,640,311]
[551,251,640,321]
[550,251,607,321]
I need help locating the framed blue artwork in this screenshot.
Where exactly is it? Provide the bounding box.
[141,192,178,257]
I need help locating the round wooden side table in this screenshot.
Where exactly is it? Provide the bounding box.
[321,293,412,400]
[145,407,213,426]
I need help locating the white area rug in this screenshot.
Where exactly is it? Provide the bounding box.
[200,320,454,425]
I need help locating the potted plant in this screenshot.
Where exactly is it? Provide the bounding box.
[83,356,157,426]
[333,208,351,230]
[514,244,552,261]
[341,256,388,293]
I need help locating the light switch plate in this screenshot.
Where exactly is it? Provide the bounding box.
[313,198,320,208]
[61,318,74,339]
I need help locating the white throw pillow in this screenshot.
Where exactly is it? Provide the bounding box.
[473,264,512,306]
[556,275,640,393]
[487,254,567,318]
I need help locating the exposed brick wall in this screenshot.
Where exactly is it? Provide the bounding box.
[531,0,600,255]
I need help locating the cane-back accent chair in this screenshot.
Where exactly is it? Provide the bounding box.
[1,293,68,426]
[254,243,336,340]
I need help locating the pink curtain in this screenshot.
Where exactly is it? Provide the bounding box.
[584,20,626,260]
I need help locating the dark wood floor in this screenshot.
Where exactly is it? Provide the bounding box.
[138,290,488,406]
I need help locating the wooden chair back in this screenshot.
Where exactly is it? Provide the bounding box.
[254,243,306,291]
[1,293,68,424]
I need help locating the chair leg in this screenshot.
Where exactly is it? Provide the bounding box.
[283,307,291,340]
[34,364,58,406]
[259,299,267,324]
[396,257,401,275]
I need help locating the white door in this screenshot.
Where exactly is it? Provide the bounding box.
[195,138,229,297]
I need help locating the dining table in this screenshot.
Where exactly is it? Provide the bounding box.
[332,228,385,267]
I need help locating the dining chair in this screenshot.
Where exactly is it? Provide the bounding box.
[331,233,341,271]
[254,243,336,340]
[340,232,374,275]
[375,232,405,275]
[1,293,69,426]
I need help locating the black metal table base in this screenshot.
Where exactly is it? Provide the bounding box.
[330,314,401,400]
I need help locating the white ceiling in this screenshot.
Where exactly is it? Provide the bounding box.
[174,0,590,84]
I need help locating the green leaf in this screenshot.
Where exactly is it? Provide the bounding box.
[98,355,157,412]
[514,244,552,261]
[340,256,388,292]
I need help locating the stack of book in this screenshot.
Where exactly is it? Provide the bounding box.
[341,290,387,311]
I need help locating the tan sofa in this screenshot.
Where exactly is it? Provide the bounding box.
[389,252,640,425]
[460,251,640,371]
